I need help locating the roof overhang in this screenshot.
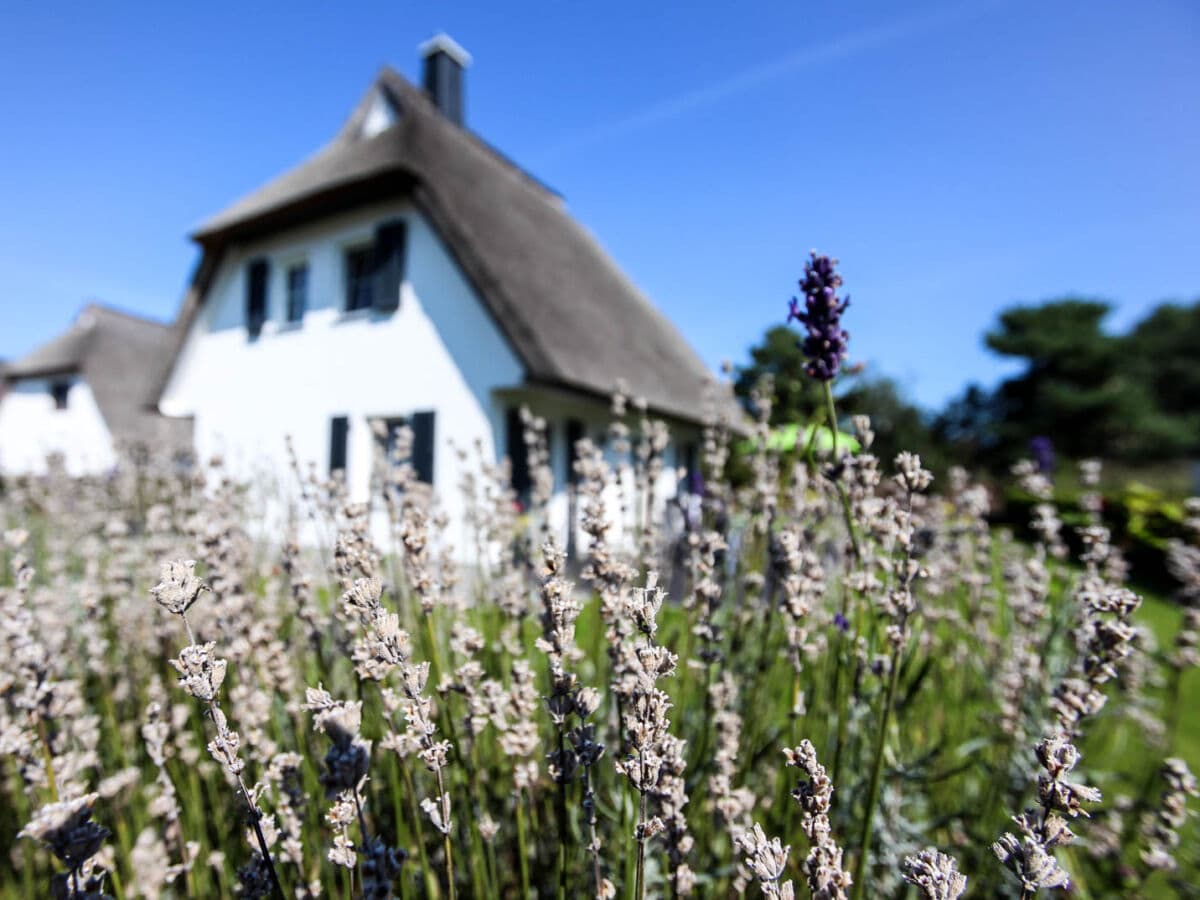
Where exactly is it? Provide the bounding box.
[495,376,744,433]
[192,168,419,248]
[3,364,81,383]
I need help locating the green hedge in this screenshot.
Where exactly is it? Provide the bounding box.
[999,480,1190,594]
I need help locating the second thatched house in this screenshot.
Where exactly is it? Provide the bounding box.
[0,304,190,474]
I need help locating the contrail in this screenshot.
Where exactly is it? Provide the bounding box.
[533,1,998,163]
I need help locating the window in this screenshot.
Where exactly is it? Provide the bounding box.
[245,258,269,337]
[376,412,435,485]
[329,415,349,475]
[286,263,308,323]
[372,220,406,312]
[566,418,585,485]
[50,381,69,410]
[411,411,435,485]
[681,441,700,493]
[343,219,407,313]
[344,246,375,312]
[507,406,530,500]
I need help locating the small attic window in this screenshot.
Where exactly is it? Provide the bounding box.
[51,381,70,410]
[360,90,398,139]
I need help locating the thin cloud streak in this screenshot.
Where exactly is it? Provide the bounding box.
[534,1,999,163]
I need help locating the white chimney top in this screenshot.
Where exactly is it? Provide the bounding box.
[419,33,472,68]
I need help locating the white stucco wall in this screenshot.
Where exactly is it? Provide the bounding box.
[160,200,525,548]
[497,386,701,558]
[0,377,117,475]
[160,198,706,562]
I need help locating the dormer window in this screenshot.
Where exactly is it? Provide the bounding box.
[360,89,398,139]
[343,220,407,313]
[50,381,69,410]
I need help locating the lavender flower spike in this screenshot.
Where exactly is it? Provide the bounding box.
[788,251,850,381]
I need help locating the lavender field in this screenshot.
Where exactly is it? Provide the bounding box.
[3,1,1198,895]
[2,351,1198,899]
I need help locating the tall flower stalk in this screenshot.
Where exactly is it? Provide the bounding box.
[787,740,852,898]
[994,734,1100,898]
[787,251,860,557]
[614,573,682,900]
[537,537,610,899]
[788,251,850,383]
[338,571,456,899]
[149,560,286,899]
[852,453,932,897]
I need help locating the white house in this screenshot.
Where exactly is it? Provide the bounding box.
[154,36,722,549]
[0,304,190,475]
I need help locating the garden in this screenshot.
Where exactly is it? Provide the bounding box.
[2,255,1197,898]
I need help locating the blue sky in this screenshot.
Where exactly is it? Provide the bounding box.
[1,1,1197,409]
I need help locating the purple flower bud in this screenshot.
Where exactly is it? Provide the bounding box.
[788,252,850,382]
[1030,436,1055,476]
[833,612,850,633]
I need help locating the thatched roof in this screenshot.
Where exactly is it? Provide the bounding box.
[163,66,726,425]
[4,304,192,451]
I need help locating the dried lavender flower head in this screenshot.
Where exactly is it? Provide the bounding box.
[20,794,110,869]
[170,642,227,702]
[150,559,207,616]
[361,835,407,898]
[788,251,850,382]
[1036,733,1102,819]
[305,688,371,797]
[735,823,793,898]
[1141,757,1198,871]
[894,452,934,494]
[901,848,967,900]
[992,830,1070,894]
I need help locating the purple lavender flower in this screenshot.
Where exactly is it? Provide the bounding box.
[833,612,850,633]
[788,252,850,381]
[1030,436,1055,476]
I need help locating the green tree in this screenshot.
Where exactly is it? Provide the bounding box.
[1121,300,1200,454]
[931,383,1000,470]
[985,300,1147,460]
[735,325,944,470]
[734,325,823,425]
[982,298,1199,463]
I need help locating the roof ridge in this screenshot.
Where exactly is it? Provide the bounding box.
[83,302,171,329]
[375,67,563,204]
[160,57,720,424]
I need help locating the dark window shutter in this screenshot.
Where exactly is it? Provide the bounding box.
[411,411,435,484]
[51,381,70,410]
[329,416,349,474]
[566,418,585,485]
[684,441,700,492]
[286,264,308,323]
[345,247,374,311]
[507,406,531,500]
[372,220,407,312]
[246,258,269,337]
